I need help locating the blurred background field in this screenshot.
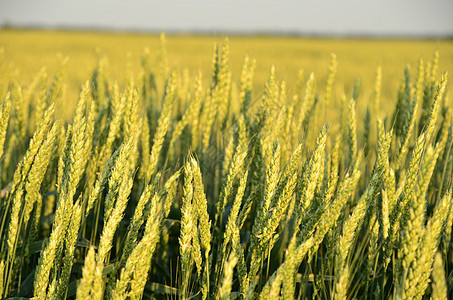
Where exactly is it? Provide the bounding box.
[1,29,452,121]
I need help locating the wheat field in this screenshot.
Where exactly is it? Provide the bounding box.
[0,30,452,299]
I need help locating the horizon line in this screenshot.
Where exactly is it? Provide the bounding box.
[2,24,453,40]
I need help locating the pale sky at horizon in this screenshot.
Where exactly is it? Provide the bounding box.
[1,0,453,37]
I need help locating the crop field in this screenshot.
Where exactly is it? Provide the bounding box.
[0,29,453,299]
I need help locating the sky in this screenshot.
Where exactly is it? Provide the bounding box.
[1,0,453,37]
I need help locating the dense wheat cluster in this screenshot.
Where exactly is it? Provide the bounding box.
[0,36,452,299]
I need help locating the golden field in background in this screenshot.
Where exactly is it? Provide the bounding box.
[1,29,452,119]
